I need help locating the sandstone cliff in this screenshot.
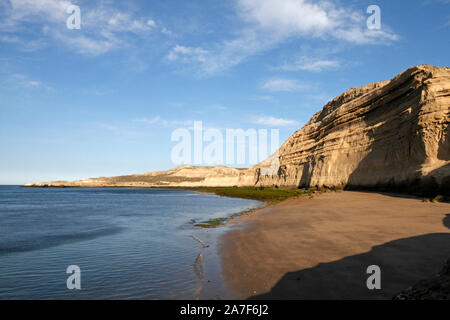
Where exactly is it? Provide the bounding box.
[26,65,450,195]
[255,64,449,195]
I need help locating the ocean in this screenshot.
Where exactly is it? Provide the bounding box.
[0,186,262,299]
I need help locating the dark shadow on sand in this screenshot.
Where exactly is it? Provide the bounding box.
[443,214,450,230]
[249,221,450,299]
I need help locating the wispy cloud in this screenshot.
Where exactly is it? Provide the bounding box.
[0,35,46,51]
[136,116,170,126]
[167,0,399,76]
[2,73,55,92]
[250,116,300,127]
[166,45,209,63]
[0,0,169,56]
[262,78,309,92]
[25,80,41,87]
[280,57,341,72]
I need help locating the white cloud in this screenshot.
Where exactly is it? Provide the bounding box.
[277,44,344,72]
[167,45,209,63]
[167,29,277,75]
[251,116,300,127]
[280,57,340,72]
[136,116,169,126]
[334,27,399,44]
[238,0,398,44]
[8,0,71,24]
[161,27,173,35]
[3,73,55,92]
[51,31,116,56]
[237,0,337,37]
[262,78,308,92]
[167,0,399,75]
[0,0,169,56]
[147,19,156,28]
[27,80,41,87]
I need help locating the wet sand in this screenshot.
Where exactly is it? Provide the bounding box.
[220,191,450,299]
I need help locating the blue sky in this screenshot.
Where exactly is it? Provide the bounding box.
[0,0,449,184]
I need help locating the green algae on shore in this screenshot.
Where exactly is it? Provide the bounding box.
[189,187,318,203]
[193,187,320,228]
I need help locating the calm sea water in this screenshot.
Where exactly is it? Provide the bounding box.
[0,186,262,299]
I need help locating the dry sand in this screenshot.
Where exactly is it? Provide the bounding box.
[220,191,450,299]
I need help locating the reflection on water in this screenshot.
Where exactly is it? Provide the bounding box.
[0,186,261,299]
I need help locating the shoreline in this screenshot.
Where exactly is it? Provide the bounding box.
[11,185,450,298]
[219,191,450,299]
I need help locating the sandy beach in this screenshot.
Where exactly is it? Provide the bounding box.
[220,191,450,299]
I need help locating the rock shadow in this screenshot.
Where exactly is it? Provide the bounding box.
[443,214,450,230]
[249,232,450,300]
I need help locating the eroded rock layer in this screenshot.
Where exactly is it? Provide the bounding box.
[255,65,450,195]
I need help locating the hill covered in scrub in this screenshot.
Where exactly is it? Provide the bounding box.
[26,65,450,196]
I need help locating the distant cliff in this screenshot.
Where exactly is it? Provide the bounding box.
[26,65,450,195]
[25,165,256,188]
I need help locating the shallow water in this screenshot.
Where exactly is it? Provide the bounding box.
[0,186,262,299]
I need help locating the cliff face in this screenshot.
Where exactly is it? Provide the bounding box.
[255,65,450,195]
[26,65,450,195]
